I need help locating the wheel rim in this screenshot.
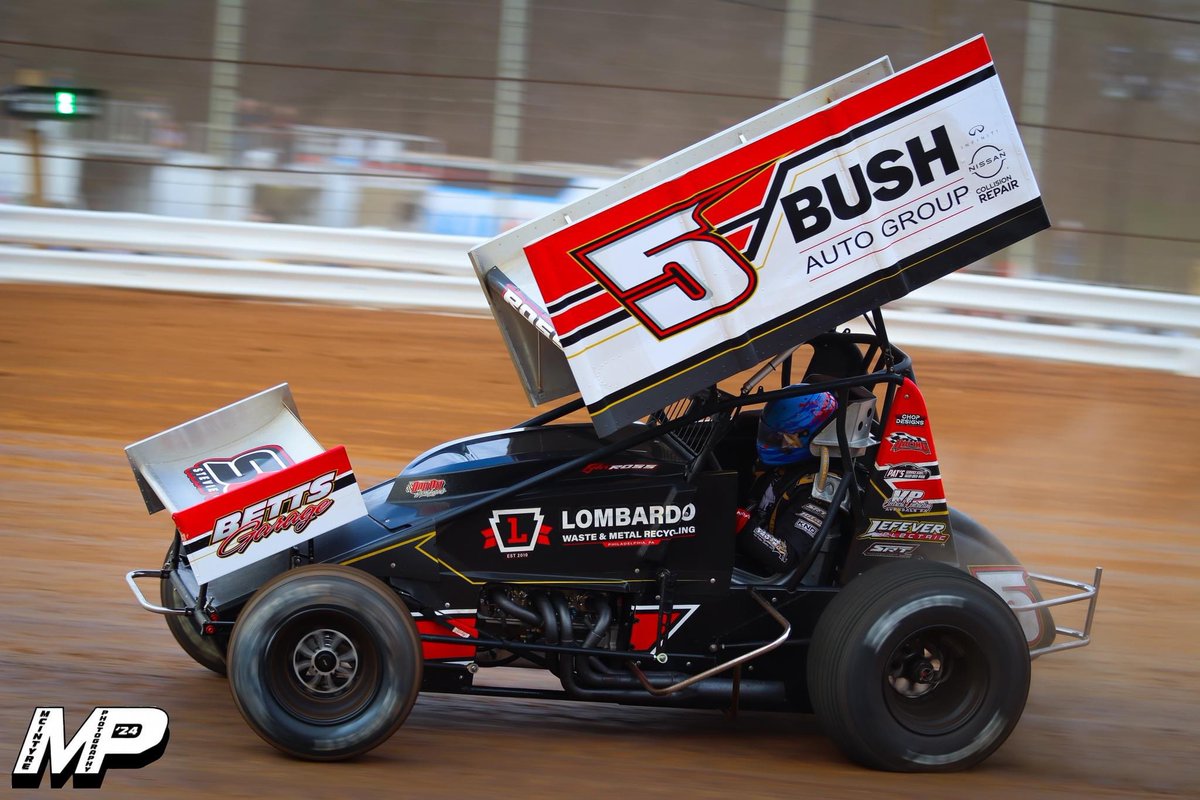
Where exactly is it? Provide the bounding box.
[292,629,359,695]
[265,609,381,725]
[883,625,987,736]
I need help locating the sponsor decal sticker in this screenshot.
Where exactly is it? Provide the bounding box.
[482,508,552,558]
[559,503,698,547]
[186,444,292,496]
[864,542,919,558]
[581,462,659,474]
[213,472,336,558]
[883,463,933,481]
[859,518,950,543]
[405,478,447,498]
[968,143,1006,179]
[886,431,931,455]
[11,707,169,789]
[882,488,936,513]
[894,413,926,427]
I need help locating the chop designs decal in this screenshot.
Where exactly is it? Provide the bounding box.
[171,446,367,584]
[523,36,1048,435]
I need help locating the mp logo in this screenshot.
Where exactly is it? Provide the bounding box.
[10,707,169,789]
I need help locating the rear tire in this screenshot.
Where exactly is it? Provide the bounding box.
[807,561,1030,771]
[226,565,423,760]
[161,537,227,676]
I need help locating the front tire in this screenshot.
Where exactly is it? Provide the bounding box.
[807,561,1030,771]
[226,565,423,760]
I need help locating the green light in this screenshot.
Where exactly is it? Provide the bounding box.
[55,91,77,115]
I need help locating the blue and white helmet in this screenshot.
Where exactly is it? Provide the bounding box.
[756,388,838,466]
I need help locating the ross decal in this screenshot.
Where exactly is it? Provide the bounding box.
[186,444,292,496]
[481,508,552,558]
[501,286,561,347]
[859,518,949,543]
[582,462,659,474]
[405,478,447,498]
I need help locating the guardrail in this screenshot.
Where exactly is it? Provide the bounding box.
[2,204,1198,376]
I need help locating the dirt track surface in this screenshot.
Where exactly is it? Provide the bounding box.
[1,284,1197,797]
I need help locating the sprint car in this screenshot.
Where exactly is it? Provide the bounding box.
[125,36,1101,772]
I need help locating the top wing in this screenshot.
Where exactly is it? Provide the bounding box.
[472,35,1047,436]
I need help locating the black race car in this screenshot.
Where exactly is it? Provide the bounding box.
[125,37,1100,772]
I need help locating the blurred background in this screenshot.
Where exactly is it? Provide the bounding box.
[1,0,1197,294]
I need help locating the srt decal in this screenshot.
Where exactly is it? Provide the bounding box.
[482,508,552,557]
[863,542,919,558]
[559,503,698,548]
[186,444,292,496]
[405,478,447,498]
[886,431,931,455]
[859,518,949,543]
[894,413,926,426]
[11,707,169,789]
[213,472,336,557]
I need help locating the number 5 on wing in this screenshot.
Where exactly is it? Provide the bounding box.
[571,179,757,339]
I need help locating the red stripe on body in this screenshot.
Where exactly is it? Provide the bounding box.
[550,291,623,334]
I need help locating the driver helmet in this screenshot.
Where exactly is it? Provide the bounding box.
[756,387,838,466]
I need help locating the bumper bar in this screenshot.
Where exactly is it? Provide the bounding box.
[1026,566,1103,659]
[125,568,190,616]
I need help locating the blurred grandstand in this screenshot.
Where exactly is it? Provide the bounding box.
[1,0,1197,293]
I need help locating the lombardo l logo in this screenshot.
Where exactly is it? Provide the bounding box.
[10,707,169,789]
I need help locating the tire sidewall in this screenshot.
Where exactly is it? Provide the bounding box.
[810,562,1031,771]
[847,590,1028,770]
[227,567,423,760]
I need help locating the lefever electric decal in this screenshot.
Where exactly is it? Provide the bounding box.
[523,36,1047,436]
